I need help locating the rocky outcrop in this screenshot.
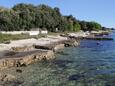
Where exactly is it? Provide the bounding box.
[0,35,80,70]
[34,44,53,50]
[11,46,34,52]
[53,44,65,52]
[0,50,54,69]
[64,40,80,47]
[34,43,65,52]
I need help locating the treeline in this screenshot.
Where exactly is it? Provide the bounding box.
[0,3,107,32]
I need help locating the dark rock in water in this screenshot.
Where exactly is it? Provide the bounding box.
[16,69,22,73]
[96,42,100,45]
[68,74,84,81]
[3,80,24,86]
[53,60,73,68]
[57,51,69,56]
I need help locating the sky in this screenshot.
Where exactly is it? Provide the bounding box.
[0,0,115,28]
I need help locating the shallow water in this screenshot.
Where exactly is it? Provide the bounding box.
[2,32,115,86]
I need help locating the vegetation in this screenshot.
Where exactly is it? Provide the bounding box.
[0,33,29,43]
[0,33,47,43]
[0,3,109,32]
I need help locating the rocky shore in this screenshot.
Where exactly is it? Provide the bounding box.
[0,30,112,69]
[0,30,112,70]
[0,35,80,70]
[0,50,54,69]
[0,34,82,85]
[0,31,112,85]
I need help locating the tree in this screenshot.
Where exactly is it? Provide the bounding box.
[79,21,88,31]
[12,3,36,30]
[87,21,101,31]
[73,23,81,32]
[0,10,15,31]
[0,3,103,32]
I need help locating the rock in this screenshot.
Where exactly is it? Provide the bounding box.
[11,46,34,52]
[3,41,11,44]
[73,41,80,46]
[4,51,17,56]
[64,40,79,47]
[53,44,64,52]
[34,44,53,50]
[34,43,65,52]
[0,74,15,82]
[68,74,84,81]
[16,69,22,73]
[56,51,69,55]
[0,50,54,69]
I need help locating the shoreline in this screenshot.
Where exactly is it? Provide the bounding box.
[0,30,113,84]
[0,30,112,69]
[0,35,80,70]
[0,35,72,84]
[0,34,80,84]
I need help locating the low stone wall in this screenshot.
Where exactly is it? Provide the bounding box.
[0,50,54,69]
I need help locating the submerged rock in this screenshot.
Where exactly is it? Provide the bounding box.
[1,80,24,86]
[53,60,73,68]
[68,74,84,81]
[16,69,23,73]
[56,51,69,56]
[0,74,15,82]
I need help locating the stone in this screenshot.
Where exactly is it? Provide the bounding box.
[68,74,84,81]
[0,50,54,69]
[53,44,65,52]
[0,74,15,82]
[16,69,22,73]
[64,40,79,47]
[11,46,34,52]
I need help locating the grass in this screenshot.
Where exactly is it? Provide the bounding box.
[0,33,47,43]
[0,33,30,43]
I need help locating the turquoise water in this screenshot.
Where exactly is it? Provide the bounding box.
[2,32,115,86]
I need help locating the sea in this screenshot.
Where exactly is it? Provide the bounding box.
[2,31,115,86]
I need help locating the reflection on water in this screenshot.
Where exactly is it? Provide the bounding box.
[2,32,115,86]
